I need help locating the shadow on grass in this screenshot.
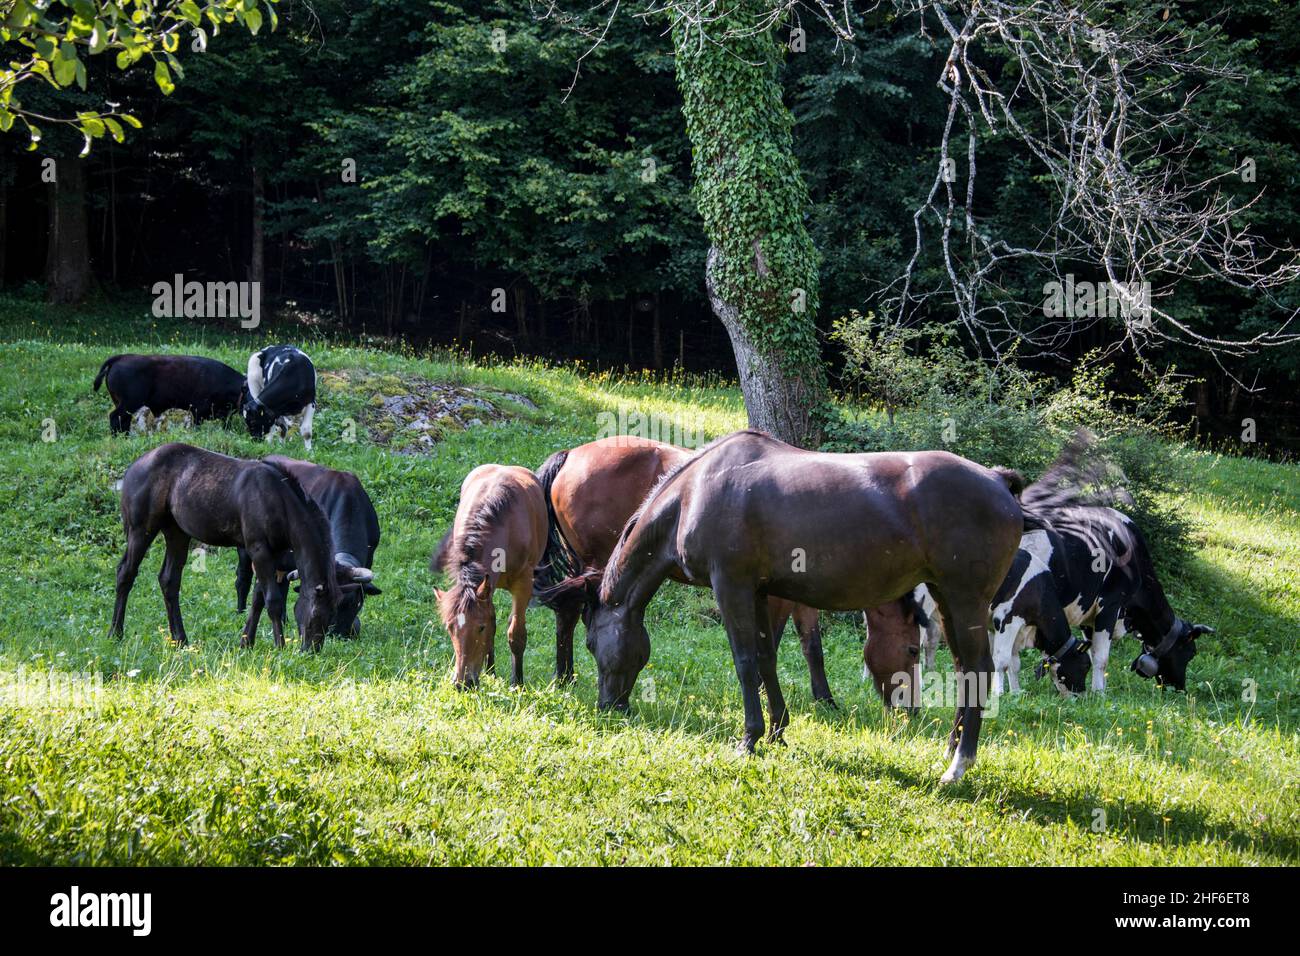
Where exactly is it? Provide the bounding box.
[811,745,1298,861]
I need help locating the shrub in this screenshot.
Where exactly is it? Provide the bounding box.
[824,314,1199,571]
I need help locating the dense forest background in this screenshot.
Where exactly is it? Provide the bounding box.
[3,0,1298,450]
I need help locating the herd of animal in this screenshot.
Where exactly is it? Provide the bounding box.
[95,350,1212,785]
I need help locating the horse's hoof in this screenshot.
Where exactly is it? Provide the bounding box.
[815,695,839,710]
[940,753,971,785]
[736,736,759,756]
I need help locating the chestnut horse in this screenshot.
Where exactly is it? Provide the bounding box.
[863,593,929,711]
[588,430,1027,785]
[109,443,366,651]
[433,464,547,688]
[533,436,834,703]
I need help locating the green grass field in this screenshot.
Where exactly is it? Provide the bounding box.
[0,297,1296,865]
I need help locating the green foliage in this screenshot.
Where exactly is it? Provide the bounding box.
[1,0,276,151]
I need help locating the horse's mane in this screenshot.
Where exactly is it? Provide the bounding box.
[432,481,519,623]
[1020,429,1137,564]
[599,429,771,601]
[261,459,338,595]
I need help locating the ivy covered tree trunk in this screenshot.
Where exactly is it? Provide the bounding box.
[672,4,825,447]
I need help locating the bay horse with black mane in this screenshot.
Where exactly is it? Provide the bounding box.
[533,435,835,703]
[109,443,370,651]
[433,464,547,688]
[588,429,1028,785]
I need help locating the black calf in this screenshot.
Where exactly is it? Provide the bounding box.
[94,354,244,434]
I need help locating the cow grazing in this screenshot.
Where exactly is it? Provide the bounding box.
[984,529,1096,695]
[94,353,244,434]
[1017,434,1213,692]
[242,345,317,448]
[1021,507,1212,691]
[235,456,381,639]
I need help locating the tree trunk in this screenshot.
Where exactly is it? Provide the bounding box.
[706,246,823,442]
[513,286,528,341]
[250,164,265,286]
[672,6,825,447]
[652,291,662,370]
[45,156,93,305]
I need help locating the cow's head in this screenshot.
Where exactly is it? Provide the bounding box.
[1043,633,1092,695]
[240,385,277,438]
[1131,618,1212,691]
[328,558,381,638]
[290,563,376,641]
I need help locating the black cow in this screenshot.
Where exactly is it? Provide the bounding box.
[94,354,244,434]
[235,456,381,638]
[241,345,317,447]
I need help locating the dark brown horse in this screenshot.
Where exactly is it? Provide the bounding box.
[588,430,1026,785]
[433,464,547,688]
[109,443,368,651]
[533,436,834,703]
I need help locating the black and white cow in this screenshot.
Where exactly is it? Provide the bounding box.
[94,353,244,434]
[917,510,1211,694]
[241,346,317,448]
[1022,505,1212,692]
[985,528,1097,695]
[235,456,381,639]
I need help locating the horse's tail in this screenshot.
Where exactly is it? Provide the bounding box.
[992,466,1026,497]
[533,449,582,602]
[534,569,600,615]
[93,355,123,391]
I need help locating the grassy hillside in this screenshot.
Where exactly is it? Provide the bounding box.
[0,297,1296,865]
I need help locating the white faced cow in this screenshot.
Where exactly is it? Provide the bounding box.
[242,345,317,449]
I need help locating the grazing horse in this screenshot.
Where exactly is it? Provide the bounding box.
[588,430,1026,784]
[533,435,834,702]
[94,353,244,434]
[109,443,368,651]
[433,464,547,688]
[862,593,928,710]
[235,456,382,639]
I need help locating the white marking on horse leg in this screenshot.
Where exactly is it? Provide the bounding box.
[940,750,972,785]
[1090,629,1112,692]
[923,621,940,671]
